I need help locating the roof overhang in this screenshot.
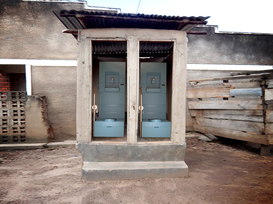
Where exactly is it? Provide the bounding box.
[54,10,209,36]
[54,10,209,57]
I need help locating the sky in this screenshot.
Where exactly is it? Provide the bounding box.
[84,0,272,34]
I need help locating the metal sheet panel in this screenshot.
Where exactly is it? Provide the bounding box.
[230,88,262,96]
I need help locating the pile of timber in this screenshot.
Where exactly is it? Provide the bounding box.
[187,69,273,145]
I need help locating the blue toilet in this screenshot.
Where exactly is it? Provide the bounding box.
[94,62,125,137]
[141,62,171,138]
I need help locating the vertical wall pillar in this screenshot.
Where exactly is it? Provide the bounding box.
[76,31,92,143]
[171,33,187,144]
[25,64,32,95]
[127,36,139,144]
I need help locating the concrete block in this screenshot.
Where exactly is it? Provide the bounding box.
[77,143,187,162]
[82,161,188,181]
[205,133,218,141]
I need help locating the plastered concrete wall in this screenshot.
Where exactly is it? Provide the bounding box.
[188,26,273,65]
[32,66,77,141]
[1,2,273,65]
[0,1,81,59]
[25,96,48,142]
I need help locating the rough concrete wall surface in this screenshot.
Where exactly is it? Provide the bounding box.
[32,66,76,141]
[25,95,49,142]
[1,2,273,67]
[0,1,80,59]
[188,26,273,65]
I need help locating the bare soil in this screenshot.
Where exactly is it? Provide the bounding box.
[0,135,273,204]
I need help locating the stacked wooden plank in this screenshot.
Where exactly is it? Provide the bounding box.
[265,79,273,145]
[187,70,273,145]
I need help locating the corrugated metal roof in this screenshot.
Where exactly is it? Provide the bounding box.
[54,10,209,56]
[55,10,209,31]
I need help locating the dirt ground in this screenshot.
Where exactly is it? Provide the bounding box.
[0,135,273,204]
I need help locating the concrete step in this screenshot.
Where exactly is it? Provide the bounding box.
[82,161,188,181]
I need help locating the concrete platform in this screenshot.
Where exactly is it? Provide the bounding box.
[78,143,188,180]
[82,161,188,181]
[77,143,186,162]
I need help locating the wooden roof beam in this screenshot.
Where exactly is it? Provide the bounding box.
[63,29,78,34]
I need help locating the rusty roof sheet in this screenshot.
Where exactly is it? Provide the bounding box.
[54,10,209,57]
[54,10,209,31]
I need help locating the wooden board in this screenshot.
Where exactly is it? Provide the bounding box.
[188,100,263,110]
[228,81,261,89]
[229,95,262,101]
[265,100,273,105]
[193,125,269,145]
[265,123,273,134]
[189,74,272,83]
[265,89,273,101]
[265,110,273,123]
[188,81,260,90]
[194,117,264,133]
[230,70,273,76]
[190,110,263,122]
[268,134,273,145]
[186,87,230,98]
[266,79,273,88]
[266,104,273,110]
[187,82,230,90]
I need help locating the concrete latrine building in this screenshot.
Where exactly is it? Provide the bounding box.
[55,10,208,180]
[1,0,273,146]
